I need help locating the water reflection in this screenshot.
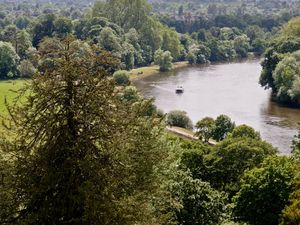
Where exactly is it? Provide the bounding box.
[134,60,300,154]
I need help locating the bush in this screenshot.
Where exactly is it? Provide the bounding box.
[113,70,130,86]
[166,110,193,130]
[118,86,140,103]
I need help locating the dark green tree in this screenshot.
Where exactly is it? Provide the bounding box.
[207,136,276,194]
[54,16,73,38]
[234,156,297,225]
[32,14,56,47]
[231,124,261,139]
[212,115,235,141]
[170,171,228,225]
[0,38,174,225]
[195,117,215,142]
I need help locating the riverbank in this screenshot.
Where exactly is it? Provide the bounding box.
[134,59,300,154]
[166,126,217,145]
[130,61,189,81]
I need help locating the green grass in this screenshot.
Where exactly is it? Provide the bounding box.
[130,61,189,81]
[0,80,27,116]
[172,126,196,136]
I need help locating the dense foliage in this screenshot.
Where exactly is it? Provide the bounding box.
[0,1,300,225]
[0,38,175,225]
[195,115,235,142]
[233,156,298,225]
[166,110,193,129]
[0,0,294,79]
[260,17,300,105]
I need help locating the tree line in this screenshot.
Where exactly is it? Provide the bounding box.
[0,0,289,79]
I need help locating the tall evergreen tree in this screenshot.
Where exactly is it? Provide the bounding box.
[0,37,174,225]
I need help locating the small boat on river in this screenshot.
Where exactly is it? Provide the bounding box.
[176,86,184,94]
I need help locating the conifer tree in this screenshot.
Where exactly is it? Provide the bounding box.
[0,37,174,225]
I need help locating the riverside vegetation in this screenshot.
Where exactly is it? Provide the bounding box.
[0,1,299,225]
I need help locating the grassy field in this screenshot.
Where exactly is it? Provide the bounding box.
[130,61,189,81]
[0,80,27,116]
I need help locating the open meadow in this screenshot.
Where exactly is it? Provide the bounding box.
[0,79,26,116]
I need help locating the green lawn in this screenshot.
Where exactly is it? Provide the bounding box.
[130,61,189,81]
[0,80,27,116]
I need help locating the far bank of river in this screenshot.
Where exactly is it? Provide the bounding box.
[130,61,189,81]
[134,59,300,154]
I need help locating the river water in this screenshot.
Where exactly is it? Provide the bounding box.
[135,59,300,154]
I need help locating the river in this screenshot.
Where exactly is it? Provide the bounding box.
[134,59,300,154]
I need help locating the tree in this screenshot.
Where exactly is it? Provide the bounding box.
[220,27,236,41]
[260,22,300,91]
[15,16,30,29]
[113,70,130,86]
[207,136,276,194]
[195,117,215,142]
[231,124,260,139]
[178,5,184,16]
[54,16,73,38]
[0,148,14,222]
[245,25,264,44]
[0,38,174,225]
[93,0,152,31]
[121,42,135,69]
[154,49,173,72]
[292,124,300,159]
[233,156,297,225]
[280,180,300,225]
[166,110,193,130]
[187,52,196,64]
[25,47,40,68]
[207,4,218,16]
[282,17,300,38]
[212,115,235,141]
[16,30,32,59]
[118,85,141,103]
[161,28,181,60]
[233,35,250,58]
[180,145,210,181]
[170,170,228,225]
[273,55,300,103]
[17,60,36,78]
[1,25,18,50]
[252,38,266,56]
[32,14,56,47]
[97,27,122,54]
[0,41,19,79]
[188,44,211,64]
[139,17,163,63]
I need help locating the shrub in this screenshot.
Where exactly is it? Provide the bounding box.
[113,70,130,86]
[166,110,193,130]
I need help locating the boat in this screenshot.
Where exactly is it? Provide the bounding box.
[175,86,184,94]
